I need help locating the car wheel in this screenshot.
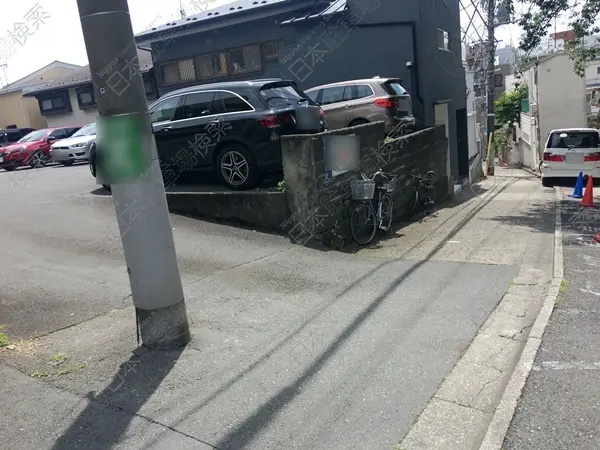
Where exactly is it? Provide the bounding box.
[542,177,553,187]
[216,144,260,190]
[61,161,74,166]
[349,119,369,127]
[28,151,47,169]
[3,166,15,171]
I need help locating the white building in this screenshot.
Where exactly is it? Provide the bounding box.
[513,52,587,169]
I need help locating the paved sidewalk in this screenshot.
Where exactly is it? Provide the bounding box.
[503,187,600,450]
[0,167,556,450]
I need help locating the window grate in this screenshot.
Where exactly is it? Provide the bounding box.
[161,62,180,85]
[229,45,261,75]
[178,59,196,82]
[261,40,283,61]
[195,53,228,81]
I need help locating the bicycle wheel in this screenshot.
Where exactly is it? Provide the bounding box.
[424,186,436,216]
[378,193,393,232]
[407,190,419,220]
[350,202,377,245]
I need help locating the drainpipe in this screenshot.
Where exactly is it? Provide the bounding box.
[20,92,30,127]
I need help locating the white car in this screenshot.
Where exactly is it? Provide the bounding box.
[541,127,600,187]
[50,122,96,166]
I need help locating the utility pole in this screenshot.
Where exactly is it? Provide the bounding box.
[485,0,496,176]
[76,0,191,349]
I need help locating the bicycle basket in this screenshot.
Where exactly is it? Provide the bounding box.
[350,179,375,200]
[382,177,397,193]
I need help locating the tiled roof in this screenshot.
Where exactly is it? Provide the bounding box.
[22,50,153,96]
[281,0,346,24]
[136,0,290,39]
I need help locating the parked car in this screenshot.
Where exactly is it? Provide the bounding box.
[90,78,326,190]
[0,128,35,148]
[51,122,96,166]
[541,128,600,187]
[0,126,81,171]
[304,77,416,134]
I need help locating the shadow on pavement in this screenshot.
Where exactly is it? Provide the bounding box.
[141,177,518,449]
[51,348,188,450]
[483,198,556,234]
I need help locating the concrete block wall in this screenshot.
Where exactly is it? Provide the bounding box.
[281,122,449,246]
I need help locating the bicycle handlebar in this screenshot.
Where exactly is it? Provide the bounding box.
[360,169,395,182]
[409,171,435,182]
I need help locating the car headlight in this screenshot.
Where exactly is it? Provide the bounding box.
[10,147,25,153]
[71,143,87,148]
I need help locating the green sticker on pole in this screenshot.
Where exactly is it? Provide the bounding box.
[96,114,151,184]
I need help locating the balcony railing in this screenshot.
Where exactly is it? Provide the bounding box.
[586,77,600,87]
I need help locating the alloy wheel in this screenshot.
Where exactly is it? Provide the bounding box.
[29,152,46,168]
[220,150,249,186]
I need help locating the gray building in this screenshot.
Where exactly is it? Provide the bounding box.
[134,0,469,181]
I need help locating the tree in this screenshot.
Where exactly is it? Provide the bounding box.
[494,82,528,129]
[503,0,600,76]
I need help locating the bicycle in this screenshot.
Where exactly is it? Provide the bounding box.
[349,169,396,245]
[407,171,436,222]
[328,221,345,251]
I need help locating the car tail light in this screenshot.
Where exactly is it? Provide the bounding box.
[584,152,600,162]
[257,113,295,128]
[373,98,395,108]
[543,153,564,162]
[257,116,280,128]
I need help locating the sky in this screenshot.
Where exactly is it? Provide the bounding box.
[0,0,574,87]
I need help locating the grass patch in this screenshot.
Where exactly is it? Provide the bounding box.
[31,370,51,378]
[0,332,10,348]
[556,279,568,306]
[50,352,66,363]
[55,363,87,376]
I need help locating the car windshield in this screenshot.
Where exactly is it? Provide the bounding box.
[259,83,311,107]
[71,123,96,137]
[383,81,408,96]
[18,129,47,142]
[547,131,600,148]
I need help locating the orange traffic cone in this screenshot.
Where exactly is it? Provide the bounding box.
[580,176,595,208]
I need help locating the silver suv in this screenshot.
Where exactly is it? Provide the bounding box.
[304,77,416,134]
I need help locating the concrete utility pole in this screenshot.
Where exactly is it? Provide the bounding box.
[485,0,496,176]
[77,0,190,349]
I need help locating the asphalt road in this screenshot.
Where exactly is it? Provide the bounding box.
[0,163,519,449]
[503,188,600,450]
[0,163,293,339]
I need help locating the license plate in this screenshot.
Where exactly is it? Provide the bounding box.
[0,157,3,163]
[566,153,584,164]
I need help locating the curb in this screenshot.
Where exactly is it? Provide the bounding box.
[478,187,563,449]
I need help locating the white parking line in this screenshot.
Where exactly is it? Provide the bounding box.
[533,361,600,371]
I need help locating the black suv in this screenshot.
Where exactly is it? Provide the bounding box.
[90,78,325,190]
[0,128,35,148]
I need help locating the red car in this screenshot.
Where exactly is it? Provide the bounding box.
[0,125,81,171]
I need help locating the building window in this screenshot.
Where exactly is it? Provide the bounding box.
[494,74,504,87]
[596,66,600,75]
[229,45,261,75]
[261,40,283,61]
[161,58,196,85]
[160,42,266,86]
[437,29,450,51]
[76,85,96,108]
[38,92,71,115]
[195,52,228,81]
